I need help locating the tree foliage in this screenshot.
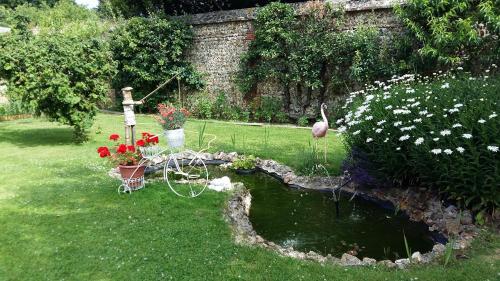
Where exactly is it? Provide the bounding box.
[0,1,116,142]
[0,34,116,141]
[97,0,304,17]
[110,16,204,111]
[395,0,500,67]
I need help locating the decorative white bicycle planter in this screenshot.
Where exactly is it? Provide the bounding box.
[118,131,214,198]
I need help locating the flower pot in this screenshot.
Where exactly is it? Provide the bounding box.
[164,128,185,149]
[119,165,146,190]
[235,168,257,175]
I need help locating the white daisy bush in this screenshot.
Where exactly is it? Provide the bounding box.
[338,69,499,211]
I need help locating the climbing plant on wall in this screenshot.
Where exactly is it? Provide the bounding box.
[237,1,416,119]
[110,16,204,111]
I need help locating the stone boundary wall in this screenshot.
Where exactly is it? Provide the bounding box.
[183,0,404,108]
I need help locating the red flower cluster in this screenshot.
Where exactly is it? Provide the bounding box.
[96,134,142,166]
[97,146,110,158]
[136,132,159,147]
[109,134,120,141]
[156,104,190,130]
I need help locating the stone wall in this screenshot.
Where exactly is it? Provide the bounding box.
[184,0,403,112]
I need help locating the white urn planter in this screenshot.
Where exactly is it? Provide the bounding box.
[164,128,185,148]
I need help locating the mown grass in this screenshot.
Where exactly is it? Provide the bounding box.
[0,114,498,281]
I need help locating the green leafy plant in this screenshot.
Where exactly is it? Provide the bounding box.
[0,33,116,142]
[403,231,412,262]
[198,121,207,150]
[110,16,204,111]
[231,155,257,170]
[443,240,456,266]
[395,0,500,68]
[339,69,500,212]
[297,116,309,127]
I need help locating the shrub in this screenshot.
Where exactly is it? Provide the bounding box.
[253,96,284,123]
[338,68,499,211]
[0,100,32,116]
[395,0,500,68]
[231,155,257,170]
[111,16,204,111]
[0,33,116,142]
[297,116,309,127]
[187,92,213,119]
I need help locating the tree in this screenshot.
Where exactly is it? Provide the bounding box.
[0,0,60,9]
[0,34,116,142]
[98,0,304,17]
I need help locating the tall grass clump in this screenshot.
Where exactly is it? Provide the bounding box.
[337,67,499,212]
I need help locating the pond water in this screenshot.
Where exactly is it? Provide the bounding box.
[210,167,438,260]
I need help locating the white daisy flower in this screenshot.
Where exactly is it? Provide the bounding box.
[444,149,453,155]
[399,135,410,141]
[365,115,374,121]
[366,138,373,143]
[452,124,462,128]
[433,138,440,141]
[441,83,450,89]
[376,120,386,126]
[337,126,347,133]
[414,118,422,123]
[383,138,389,143]
[478,119,486,124]
[440,130,451,136]
[462,133,473,139]
[453,103,463,108]
[489,113,497,119]
[456,147,465,153]
[431,149,442,154]
[353,130,361,135]
[375,128,383,133]
[396,147,401,151]
[487,145,499,152]
[415,137,424,145]
[426,114,434,118]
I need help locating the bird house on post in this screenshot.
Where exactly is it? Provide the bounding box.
[121,87,142,145]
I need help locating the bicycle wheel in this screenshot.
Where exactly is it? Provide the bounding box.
[164,155,208,198]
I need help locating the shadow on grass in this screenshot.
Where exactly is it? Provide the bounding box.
[0,127,74,147]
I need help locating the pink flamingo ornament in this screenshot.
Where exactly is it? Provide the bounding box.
[312,103,328,161]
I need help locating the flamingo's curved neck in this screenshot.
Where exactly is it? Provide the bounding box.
[321,105,328,127]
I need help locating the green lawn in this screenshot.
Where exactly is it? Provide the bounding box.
[0,114,498,281]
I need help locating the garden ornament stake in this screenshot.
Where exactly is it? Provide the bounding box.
[121,87,142,145]
[312,103,329,162]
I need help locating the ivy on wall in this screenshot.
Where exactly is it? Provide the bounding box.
[237,2,417,119]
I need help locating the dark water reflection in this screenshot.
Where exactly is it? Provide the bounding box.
[209,167,435,260]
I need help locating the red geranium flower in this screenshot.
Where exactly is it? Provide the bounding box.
[127,145,136,152]
[136,139,146,147]
[97,146,110,158]
[117,144,127,154]
[142,132,150,138]
[149,136,159,144]
[109,134,120,141]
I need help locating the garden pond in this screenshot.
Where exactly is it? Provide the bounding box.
[209,166,440,261]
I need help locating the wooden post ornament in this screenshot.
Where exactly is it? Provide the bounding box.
[121,87,142,145]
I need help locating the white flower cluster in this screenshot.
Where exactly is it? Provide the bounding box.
[336,70,499,158]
